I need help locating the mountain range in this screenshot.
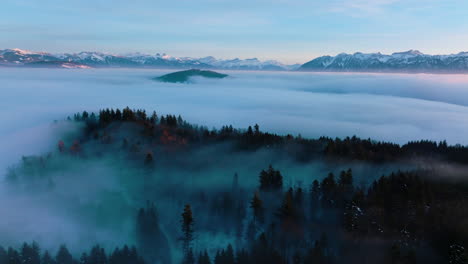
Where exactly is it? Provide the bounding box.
[0,48,299,71]
[3,48,468,73]
[299,50,468,73]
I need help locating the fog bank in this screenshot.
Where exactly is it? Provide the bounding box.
[2,68,468,175]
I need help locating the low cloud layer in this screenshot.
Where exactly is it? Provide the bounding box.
[2,68,468,175]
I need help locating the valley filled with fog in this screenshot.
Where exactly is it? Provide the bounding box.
[2,68,468,264]
[2,68,468,174]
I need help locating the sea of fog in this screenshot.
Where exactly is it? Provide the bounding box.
[2,68,468,173]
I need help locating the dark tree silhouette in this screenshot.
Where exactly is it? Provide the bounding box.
[181,204,195,264]
[259,165,283,192]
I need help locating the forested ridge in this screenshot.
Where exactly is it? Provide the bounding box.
[3,108,468,264]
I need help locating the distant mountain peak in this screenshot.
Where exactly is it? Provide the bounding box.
[10,48,41,55]
[392,49,424,56]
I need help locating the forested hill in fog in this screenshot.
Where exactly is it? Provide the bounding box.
[155,70,228,83]
[2,108,468,264]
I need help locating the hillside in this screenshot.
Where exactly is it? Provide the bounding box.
[4,107,468,264]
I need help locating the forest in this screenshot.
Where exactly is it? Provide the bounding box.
[2,107,468,264]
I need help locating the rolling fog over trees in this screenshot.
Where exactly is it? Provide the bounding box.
[4,68,468,175]
[1,107,468,264]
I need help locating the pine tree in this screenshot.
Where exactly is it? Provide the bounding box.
[310,180,320,217]
[224,245,234,264]
[181,204,194,264]
[197,250,210,264]
[338,169,354,205]
[247,126,253,137]
[136,203,170,264]
[55,245,73,264]
[278,188,296,220]
[277,188,299,234]
[82,111,89,120]
[321,173,336,207]
[88,245,106,264]
[8,247,21,264]
[184,248,195,264]
[21,242,39,264]
[250,192,264,224]
[149,111,158,124]
[259,165,283,191]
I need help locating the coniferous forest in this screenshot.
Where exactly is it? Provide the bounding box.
[3,107,468,264]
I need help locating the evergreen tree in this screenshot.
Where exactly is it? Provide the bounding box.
[254,124,260,134]
[88,245,106,264]
[82,111,89,120]
[197,250,210,264]
[7,247,21,264]
[247,126,253,137]
[181,205,195,264]
[310,180,320,217]
[184,248,195,264]
[136,204,171,264]
[55,245,73,264]
[115,109,122,121]
[224,245,235,264]
[20,242,40,264]
[259,165,283,191]
[250,192,264,224]
[278,188,296,221]
[321,173,337,207]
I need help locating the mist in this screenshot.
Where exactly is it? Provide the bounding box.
[1,68,468,263]
[2,68,468,174]
[0,119,403,256]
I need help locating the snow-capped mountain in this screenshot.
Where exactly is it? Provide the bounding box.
[0,48,62,64]
[299,50,468,73]
[0,49,91,68]
[198,56,298,71]
[0,48,296,70]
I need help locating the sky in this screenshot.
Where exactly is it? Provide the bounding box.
[1,0,468,63]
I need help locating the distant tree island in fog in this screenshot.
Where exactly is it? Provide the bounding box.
[154,69,229,83]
